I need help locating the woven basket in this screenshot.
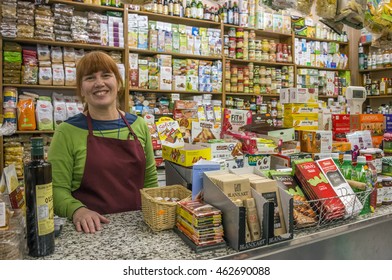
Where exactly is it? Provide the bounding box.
[140,185,191,231]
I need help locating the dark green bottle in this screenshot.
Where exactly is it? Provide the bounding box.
[24,137,55,257]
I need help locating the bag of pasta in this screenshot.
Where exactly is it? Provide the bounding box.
[17,99,36,131]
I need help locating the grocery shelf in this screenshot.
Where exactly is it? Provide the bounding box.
[223,24,292,40]
[367,94,392,99]
[3,38,124,51]
[49,0,123,12]
[226,92,279,97]
[359,67,392,73]
[3,84,76,90]
[128,9,221,28]
[318,95,339,98]
[129,88,222,95]
[296,65,349,71]
[227,58,294,67]
[295,35,349,45]
[129,48,221,60]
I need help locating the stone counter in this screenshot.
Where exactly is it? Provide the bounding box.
[26,205,392,260]
[29,211,236,260]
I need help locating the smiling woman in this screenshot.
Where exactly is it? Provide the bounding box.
[48,51,158,234]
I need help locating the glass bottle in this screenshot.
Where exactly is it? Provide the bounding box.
[191,0,197,18]
[203,4,210,20]
[371,51,377,69]
[185,0,191,18]
[173,0,180,16]
[380,78,386,95]
[197,0,203,19]
[358,43,364,70]
[222,3,228,24]
[227,0,233,25]
[152,0,158,13]
[377,49,383,68]
[157,0,163,14]
[365,154,378,212]
[163,0,169,15]
[24,137,55,257]
[383,48,390,67]
[168,0,174,16]
[233,1,239,25]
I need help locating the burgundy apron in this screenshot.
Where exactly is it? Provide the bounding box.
[73,111,146,214]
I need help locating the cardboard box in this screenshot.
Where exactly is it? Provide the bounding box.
[199,142,238,159]
[162,143,211,167]
[284,103,319,114]
[203,170,269,251]
[332,114,350,141]
[298,130,332,153]
[270,153,312,169]
[244,154,271,171]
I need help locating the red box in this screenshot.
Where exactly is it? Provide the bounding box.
[332,114,350,141]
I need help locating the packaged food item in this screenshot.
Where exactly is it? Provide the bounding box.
[36,100,54,131]
[17,99,36,131]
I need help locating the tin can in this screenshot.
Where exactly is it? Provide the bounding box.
[236,28,244,38]
[228,27,236,37]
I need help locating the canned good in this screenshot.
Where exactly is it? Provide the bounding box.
[255,50,262,61]
[236,28,244,38]
[223,35,229,46]
[236,48,244,59]
[382,177,392,205]
[236,38,244,48]
[228,27,236,37]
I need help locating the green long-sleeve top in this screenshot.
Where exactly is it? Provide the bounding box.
[47,113,158,220]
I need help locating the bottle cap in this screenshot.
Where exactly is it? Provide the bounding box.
[343,154,352,161]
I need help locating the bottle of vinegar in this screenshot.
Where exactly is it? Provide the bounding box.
[24,137,55,257]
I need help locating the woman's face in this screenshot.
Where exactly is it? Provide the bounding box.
[81,70,118,110]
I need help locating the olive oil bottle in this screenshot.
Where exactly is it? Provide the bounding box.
[24,137,55,257]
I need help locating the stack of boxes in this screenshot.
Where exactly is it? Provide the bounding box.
[108,14,124,47]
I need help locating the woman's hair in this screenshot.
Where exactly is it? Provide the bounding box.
[76,51,124,108]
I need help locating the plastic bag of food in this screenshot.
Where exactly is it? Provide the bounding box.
[316,0,337,19]
[297,0,315,15]
[36,99,54,131]
[17,99,36,131]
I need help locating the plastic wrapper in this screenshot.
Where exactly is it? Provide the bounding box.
[35,5,52,17]
[52,3,74,17]
[54,23,71,31]
[297,0,315,15]
[22,65,38,85]
[37,45,50,61]
[316,0,337,19]
[39,67,53,85]
[51,46,63,63]
[271,0,296,9]
[364,0,390,34]
[3,62,21,71]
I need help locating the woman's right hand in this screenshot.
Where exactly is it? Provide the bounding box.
[72,207,110,233]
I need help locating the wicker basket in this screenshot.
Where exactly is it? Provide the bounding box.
[140,185,192,232]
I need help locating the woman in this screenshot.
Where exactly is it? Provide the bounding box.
[48,51,158,234]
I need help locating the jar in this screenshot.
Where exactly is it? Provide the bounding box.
[261,51,268,61]
[237,68,244,80]
[236,28,244,39]
[223,46,229,57]
[229,48,236,58]
[223,35,229,46]
[269,40,276,53]
[376,178,384,207]
[228,27,236,37]
[236,48,244,59]
[236,38,244,48]
[271,98,277,107]
[225,81,231,92]
[255,40,262,49]
[229,37,237,49]
[382,177,392,205]
[255,50,262,61]
[231,84,238,93]
[261,39,269,53]
[231,76,238,84]
[248,49,256,60]
[226,96,234,107]
[238,82,244,92]
[249,30,256,39]
[270,107,278,117]
[248,39,256,50]
[260,103,268,114]
[231,66,238,76]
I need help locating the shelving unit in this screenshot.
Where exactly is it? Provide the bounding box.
[0,2,129,174]
[357,41,392,111]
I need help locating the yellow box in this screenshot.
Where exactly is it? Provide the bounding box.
[283,103,319,114]
[283,113,318,128]
[162,143,211,167]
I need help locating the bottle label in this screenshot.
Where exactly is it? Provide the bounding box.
[35,182,54,235]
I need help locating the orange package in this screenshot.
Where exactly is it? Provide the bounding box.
[17,99,36,131]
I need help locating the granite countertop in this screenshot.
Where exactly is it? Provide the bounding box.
[26,205,392,260]
[29,211,236,260]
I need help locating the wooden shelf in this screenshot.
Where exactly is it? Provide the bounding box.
[359,67,392,73]
[3,84,76,90]
[3,38,124,51]
[129,88,222,95]
[128,9,221,28]
[129,48,221,60]
[367,95,392,99]
[295,35,349,45]
[227,58,294,67]
[223,24,292,40]
[226,92,279,97]
[49,0,124,12]
[296,65,349,71]
[319,95,338,98]
[15,130,55,134]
